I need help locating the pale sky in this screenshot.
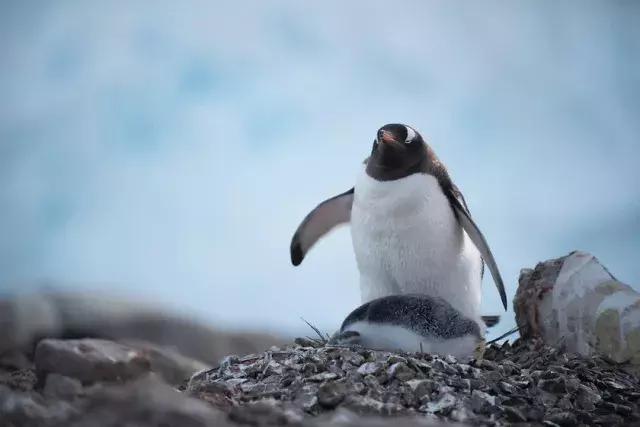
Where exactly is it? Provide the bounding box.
[1,1,639,340]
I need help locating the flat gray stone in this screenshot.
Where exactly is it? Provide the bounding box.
[34,339,151,383]
[119,339,210,385]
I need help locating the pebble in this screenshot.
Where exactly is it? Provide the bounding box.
[317,382,346,409]
[471,389,496,414]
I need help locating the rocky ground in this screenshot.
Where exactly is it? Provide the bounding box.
[2,335,639,426]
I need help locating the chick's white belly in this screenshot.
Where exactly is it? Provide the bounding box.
[344,321,479,360]
[350,172,482,321]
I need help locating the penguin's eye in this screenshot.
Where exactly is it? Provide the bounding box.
[404,126,417,144]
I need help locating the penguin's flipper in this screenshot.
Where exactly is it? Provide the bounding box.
[447,191,508,311]
[290,188,354,266]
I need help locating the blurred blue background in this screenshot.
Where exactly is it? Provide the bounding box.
[1,1,639,340]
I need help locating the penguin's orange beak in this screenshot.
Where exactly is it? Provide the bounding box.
[378,130,397,144]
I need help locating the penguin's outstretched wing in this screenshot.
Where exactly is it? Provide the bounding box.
[290,188,354,266]
[446,187,508,311]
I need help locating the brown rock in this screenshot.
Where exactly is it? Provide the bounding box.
[388,362,416,382]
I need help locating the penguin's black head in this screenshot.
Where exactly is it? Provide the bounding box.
[366,123,427,181]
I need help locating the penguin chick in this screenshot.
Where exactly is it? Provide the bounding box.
[329,294,488,361]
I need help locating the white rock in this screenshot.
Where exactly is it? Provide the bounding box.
[515,251,640,365]
[356,362,382,376]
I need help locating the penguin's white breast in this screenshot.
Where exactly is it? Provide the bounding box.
[350,169,482,318]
